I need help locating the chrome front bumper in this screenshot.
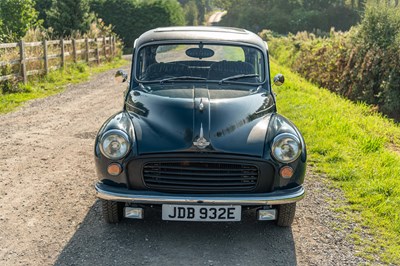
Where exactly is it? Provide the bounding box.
[95,182,305,205]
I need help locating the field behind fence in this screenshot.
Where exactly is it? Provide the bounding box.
[0,36,117,85]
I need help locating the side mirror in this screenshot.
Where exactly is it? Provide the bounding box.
[273,73,285,86]
[115,70,128,83]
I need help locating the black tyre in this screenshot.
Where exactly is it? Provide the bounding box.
[101,199,124,223]
[276,203,296,227]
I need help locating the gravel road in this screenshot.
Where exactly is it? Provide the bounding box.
[0,59,368,266]
[207,11,227,25]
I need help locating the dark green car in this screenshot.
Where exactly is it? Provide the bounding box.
[94,26,306,227]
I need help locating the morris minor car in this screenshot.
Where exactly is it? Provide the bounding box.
[94,26,306,226]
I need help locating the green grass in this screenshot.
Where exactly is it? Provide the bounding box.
[270,59,400,264]
[0,58,129,114]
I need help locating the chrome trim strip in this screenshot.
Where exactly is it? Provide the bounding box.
[95,183,305,205]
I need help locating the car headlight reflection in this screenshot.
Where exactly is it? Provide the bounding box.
[271,133,301,163]
[100,130,130,160]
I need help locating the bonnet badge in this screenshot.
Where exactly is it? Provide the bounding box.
[199,98,204,112]
[193,123,210,149]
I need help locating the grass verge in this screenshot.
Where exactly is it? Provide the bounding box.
[0,58,129,114]
[270,59,400,264]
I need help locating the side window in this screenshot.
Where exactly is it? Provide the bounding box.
[245,49,264,80]
[137,49,144,79]
[137,48,153,79]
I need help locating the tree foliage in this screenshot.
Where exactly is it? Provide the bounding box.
[47,0,95,37]
[179,0,212,25]
[91,0,185,50]
[34,0,53,28]
[216,0,361,34]
[0,0,40,42]
[183,1,200,25]
[357,3,400,49]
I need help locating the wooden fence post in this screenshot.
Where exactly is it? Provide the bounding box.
[112,36,116,57]
[61,39,65,68]
[72,39,77,63]
[109,36,113,57]
[95,38,100,64]
[19,41,27,84]
[103,36,107,59]
[43,40,49,75]
[111,36,114,57]
[85,37,89,63]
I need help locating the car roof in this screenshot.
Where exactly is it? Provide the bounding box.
[135,26,267,50]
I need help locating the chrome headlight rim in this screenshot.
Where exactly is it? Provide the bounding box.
[99,129,131,160]
[271,133,302,163]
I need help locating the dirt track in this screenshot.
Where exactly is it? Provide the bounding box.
[0,60,367,265]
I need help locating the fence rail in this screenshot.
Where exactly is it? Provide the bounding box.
[0,36,117,84]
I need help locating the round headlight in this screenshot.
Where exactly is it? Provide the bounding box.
[100,130,130,160]
[271,133,301,163]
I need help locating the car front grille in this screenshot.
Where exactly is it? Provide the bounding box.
[143,160,259,193]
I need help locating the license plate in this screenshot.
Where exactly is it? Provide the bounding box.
[162,204,241,221]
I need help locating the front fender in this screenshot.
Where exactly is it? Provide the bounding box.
[94,111,137,187]
[264,113,307,189]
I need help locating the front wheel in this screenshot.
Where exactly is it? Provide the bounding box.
[276,203,296,227]
[101,199,124,223]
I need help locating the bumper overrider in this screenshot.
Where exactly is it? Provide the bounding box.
[95,182,305,205]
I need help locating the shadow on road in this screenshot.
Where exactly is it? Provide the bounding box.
[55,201,297,266]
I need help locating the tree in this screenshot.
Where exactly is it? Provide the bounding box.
[91,0,185,50]
[216,0,360,34]
[47,0,95,37]
[212,0,234,9]
[183,0,199,25]
[34,0,53,28]
[0,19,4,42]
[180,0,212,25]
[194,0,207,24]
[0,0,40,42]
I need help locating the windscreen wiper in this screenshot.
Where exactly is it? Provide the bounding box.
[160,76,207,84]
[138,83,152,93]
[219,74,259,84]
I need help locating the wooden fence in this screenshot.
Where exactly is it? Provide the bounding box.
[0,36,117,84]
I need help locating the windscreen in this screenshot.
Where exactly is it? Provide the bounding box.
[136,43,265,84]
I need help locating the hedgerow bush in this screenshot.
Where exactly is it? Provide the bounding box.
[264,4,400,121]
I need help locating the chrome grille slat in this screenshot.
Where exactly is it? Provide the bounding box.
[144,165,256,171]
[143,171,257,177]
